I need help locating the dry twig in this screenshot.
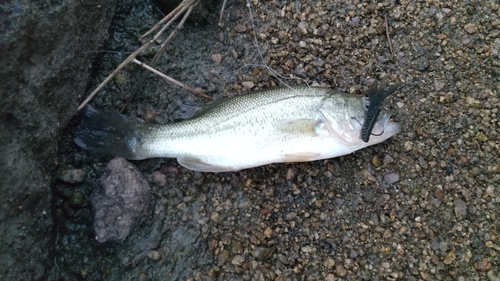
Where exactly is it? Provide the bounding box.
[384,14,394,57]
[140,0,193,41]
[219,0,228,27]
[77,0,205,112]
[77,42,152,111]
[132,59,211,100]
[121,0,200,112]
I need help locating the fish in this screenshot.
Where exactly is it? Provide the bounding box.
[74,85,401,172]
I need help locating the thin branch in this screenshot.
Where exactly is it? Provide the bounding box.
[218,0,228,27]
[159,0,199,49]
[78,0,202,112]
[120,0,200,112]
[152,0,195,42]
[140,0,191,40]
[385,14,394,56]
[77,41,152,111]
[132,59,212,100]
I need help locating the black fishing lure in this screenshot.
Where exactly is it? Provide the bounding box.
[360,81,401,142]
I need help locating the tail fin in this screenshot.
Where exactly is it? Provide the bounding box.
[74,105,144,159]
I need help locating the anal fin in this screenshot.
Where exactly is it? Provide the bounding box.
[177,157,234,173]
[282,152,320,163]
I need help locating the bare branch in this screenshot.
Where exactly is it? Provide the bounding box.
[385,14,394,57]
[78,0,203,112]
[132,59,212,100]
[140,0,192,40]
[219,0,228,27]
[120,0,201,112]
[77,41,152,111]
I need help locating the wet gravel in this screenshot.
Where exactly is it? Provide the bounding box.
[52,0,499,280]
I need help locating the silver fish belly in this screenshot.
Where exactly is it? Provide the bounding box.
[75,86,401,172]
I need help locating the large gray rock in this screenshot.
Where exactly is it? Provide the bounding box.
[0,0,116,279]
[91,157,151,243]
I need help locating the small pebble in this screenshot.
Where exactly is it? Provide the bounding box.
[336,264,347,276]
[325,274,335,281]
[231,255,244,265]
[475,132,488,142]
[487,164,500,174]
[487,270,500,281]
[264,227,273,238]
[383,155,394,165]
[241,81,255,89]
[285,212,297,220]
[277,30,289,42]
[434,189,445,200]
[161,166,179,177]
[59,169,86,184]
[418,156,429,169]
[474,258,492,272]
[234,24,247,33]
[414,58,429,71]
[210,212,222,224]
[147,250,162,260]
[464,23,478,34]
[466,96,482,108]
[349,249,358,259]
[301,246,316,253]
[384,173,400,184]
[362,169,376,182]
[208,240,218,252]
[278,254,288,264]
[244,178,252,187]
[252,247,274,261]
[143,109,157,122]
[286,167,295,180]
[211,54,222,64]
[231,49,239,59]
[324,258,335,268]
[454,199,467,218]
[152,171,167,187]
[434,79,445,91]
[376,194,390,206]
[443,251,456,265]
[218,250,230,265]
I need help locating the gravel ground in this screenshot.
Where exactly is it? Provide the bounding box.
[52,0,499,280]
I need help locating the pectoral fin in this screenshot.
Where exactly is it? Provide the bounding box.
[177,157,234,173]
[275,119,319,136]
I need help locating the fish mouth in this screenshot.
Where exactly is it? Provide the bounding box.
[368,110,401,141]
[339,109,399,147]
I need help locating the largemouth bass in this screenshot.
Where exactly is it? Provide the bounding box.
[75,86,401,172]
